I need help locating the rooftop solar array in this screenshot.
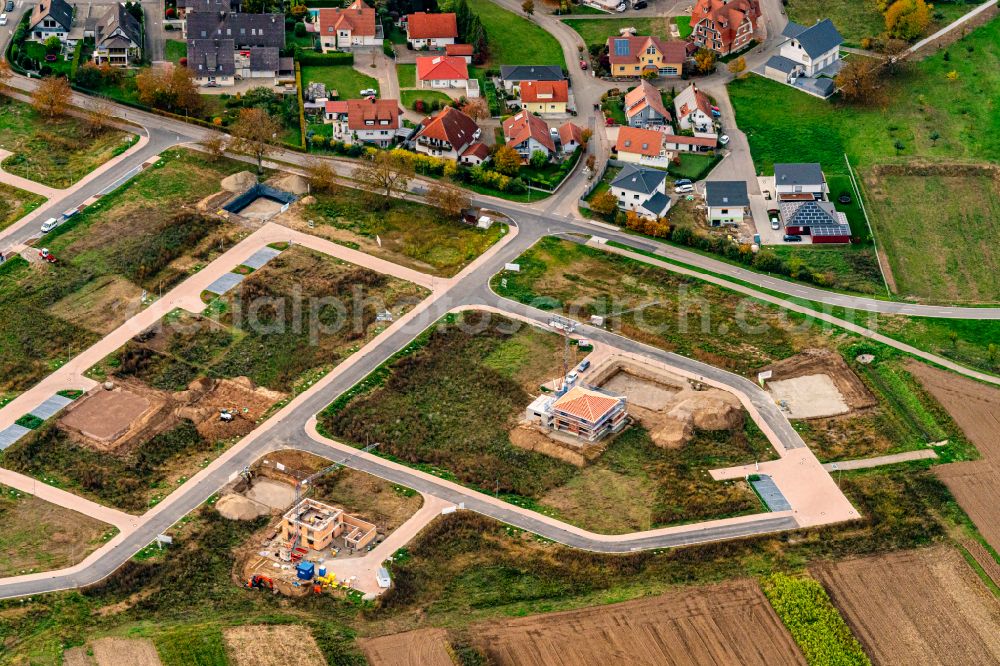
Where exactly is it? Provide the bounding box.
[614,38,630,56]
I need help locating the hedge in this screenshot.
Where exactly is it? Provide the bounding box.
[295,61,307,148]
[69,40,84,78]
[295,50,354,66]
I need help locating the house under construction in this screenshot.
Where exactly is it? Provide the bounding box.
[526,384,628,443]
[280,498,377,552]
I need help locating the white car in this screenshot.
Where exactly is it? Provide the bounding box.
[615,2,627,10]
[40,217,60,233]
[0,15,8,26]
[359,88,378,97]
[719,134,730,146]
[674,184,694,194]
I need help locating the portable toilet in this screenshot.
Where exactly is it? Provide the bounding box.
[296,561,315,581]
[376,567,391,589]
[318,565,327,578]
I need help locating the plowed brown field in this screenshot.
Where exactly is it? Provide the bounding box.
[361,628,454,666]
[907,361,1000,551]
[473,579,805,666]
[812,546,1000,666]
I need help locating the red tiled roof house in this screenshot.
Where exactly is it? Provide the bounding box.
[518,80,569,116]
[411,106,484,163]
[316,0,380,52]
[503,111,555,160]
[324,97,403,147]
[605,35,687,78]
[689,0,760,55]
[405,11,458,48]
[416,55,470,91]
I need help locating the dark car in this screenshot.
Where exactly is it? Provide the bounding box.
[632,0,648,7]
[4,2,12,12]
[783,234,803,243]
[838,193,852,204]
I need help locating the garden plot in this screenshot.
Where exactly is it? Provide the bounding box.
[812,546,1000,665]
[473,579,804,665]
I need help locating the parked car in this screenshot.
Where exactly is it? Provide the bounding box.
[783,234,803,242]
[674,184,694,194]
[566,371,579,383]
[579,59,588,70]
[0,14,7,26]
[711,107,721,117]
[359,88,377,97]
[718,134,730,146]
[768,209,781,230]
[674,178,692,186]
[615,1,627,11]
[632,0,647,7]
[605,117,617,126]
[3,2,11,12]
[40,217,60,233]
[577,359,591,372]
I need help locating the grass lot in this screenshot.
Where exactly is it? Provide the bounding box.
[285,27,315,49]
[675,15,693,39]
[321,311,765,532]
[396,63,416,88]
[0,99,132,188]
[0,485,113,576]
[668,153,720,181]
[562,17,670,49]
[468,0,565,67]
[400,89,454,110]
[0,149,251,393]
[297,187,505,277]
[770,244,884,295]
[301,64,378,99]
[785,0,984,46]
[862,168,999,303]
[730,21,1000,301]
[164,39,187,64]
[0,183,45,232]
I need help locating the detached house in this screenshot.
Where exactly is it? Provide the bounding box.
[186,11,287,86]
[764,19,843,98]
[611,164,672,220]
[416,55,470,90]
[614,126,668,168]
[557,121,584,155]
[689,0,760,56]
[772,163,850,243]
[28,0,73,43]
[315,0,380,52]
[624,80,671,127]
[499,65,564,93]
[411,106,484,163]
[774,163,829,199]
[324,98,402,148]
[503,111,555,160]
[518,80,569,115]
[705,180,749,226]
[605,35,687,78]
[405,12,457,49]
[92,3,143,67]
[673,83,715,133]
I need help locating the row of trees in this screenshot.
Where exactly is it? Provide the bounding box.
[455,0,489,65]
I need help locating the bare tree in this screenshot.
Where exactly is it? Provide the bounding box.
[83,97,117,137]
[355,150,414,208]
[835,58,886,106]
[305,157,340,194]
[425,181,470,217]
[229,107,281,174]
[462,97,490,121]
[32,76,72,118]
[200,131,228,162]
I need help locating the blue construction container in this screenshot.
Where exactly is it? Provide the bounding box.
[296,561,315,581]
[318,566,327,578]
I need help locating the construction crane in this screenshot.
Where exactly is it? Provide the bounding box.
[294,463,342,501]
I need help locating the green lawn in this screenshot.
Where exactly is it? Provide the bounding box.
[285,27,315,49]
[468,0,565,67]
[400,89,454,110]
[396,63,416,88]
[0,99,132,188]
[301,64,378,99]
[675,15,693,39]
[21,41,72,76]
[667,153,720,181]
[0,183,45,232]
[563,17,669,50]
[164,39,186,64]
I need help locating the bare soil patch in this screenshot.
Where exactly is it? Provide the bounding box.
[473,579,804,665]
[48,275,143,335]
[90,637,162,666]
[768,374,850,419]
[244,478,296,511]
[907,360,1000,551]
[223,625,325,666]
[176,377,285,442]
[757,349,876,412]
[216,493,271,520]
[812,546,1000,666]
[361,627,455,666]
[602,371,678,411]
[60,385,161,448]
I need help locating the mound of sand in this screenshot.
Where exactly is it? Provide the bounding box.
[221,171,258,193]
[216,493,270,520]
[667,389,744,431]
[271,173,309,195]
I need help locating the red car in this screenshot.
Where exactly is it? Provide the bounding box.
[579,59,588,70]
[605,117,617,126]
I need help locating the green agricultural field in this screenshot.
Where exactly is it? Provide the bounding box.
[164,39,187,63]
[321,311,766,533]
[0,99,133,188]
[562,17,671,49]
[0,183,45,232]
[301,187,505,277]
[468,0,565,66]
[301,64,378,99]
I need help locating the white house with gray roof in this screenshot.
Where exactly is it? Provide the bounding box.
[705,180,749,226]
[28,0,74,43]
[774,163,828,200]
[610,164,672,220]
[762,18,843,98]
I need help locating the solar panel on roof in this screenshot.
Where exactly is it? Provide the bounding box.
[614,38,630,56]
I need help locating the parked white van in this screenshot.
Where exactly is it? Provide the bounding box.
[40,218,60,233]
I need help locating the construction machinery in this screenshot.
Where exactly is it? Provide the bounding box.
[245,574,274,591]
[38,248,56,264]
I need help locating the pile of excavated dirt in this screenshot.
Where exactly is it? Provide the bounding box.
[216,493,270,520]
[270,173,309,195]
[221,171,257,192]
[173,376,284,441]
[667,389,744,431]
